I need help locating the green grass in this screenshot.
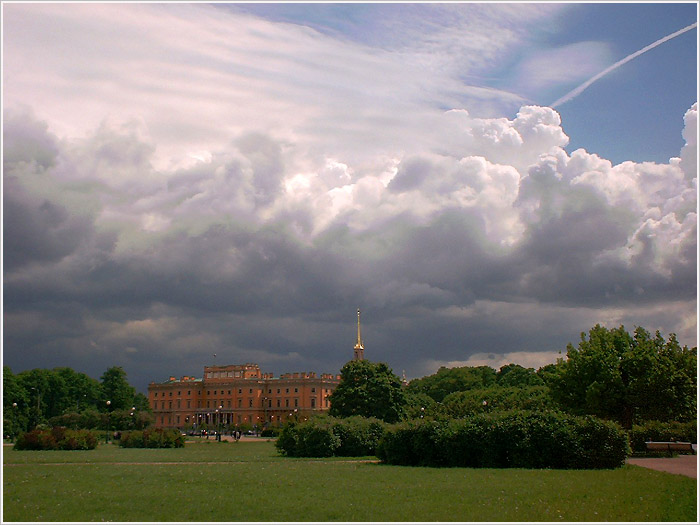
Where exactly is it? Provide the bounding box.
[3,441,696,522]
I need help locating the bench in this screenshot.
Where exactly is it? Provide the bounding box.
[645,441,696,454]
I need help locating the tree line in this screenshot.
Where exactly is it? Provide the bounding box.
[4,323,696,439]
[329,324,697,430]
[3,365,151,438]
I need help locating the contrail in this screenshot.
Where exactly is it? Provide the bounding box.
[551,22,697,108]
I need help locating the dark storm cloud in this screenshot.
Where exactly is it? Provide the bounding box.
[3,104,696,392]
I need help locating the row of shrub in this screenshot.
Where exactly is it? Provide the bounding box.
[628,420,697,454]
[13,427,98,450]
[119,428,185,448]
[275,415,385,457]
[377,411,629,469]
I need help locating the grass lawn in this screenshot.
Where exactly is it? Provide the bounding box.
[3,440,696,522]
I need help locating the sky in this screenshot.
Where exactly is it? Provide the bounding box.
[2,2,697,394]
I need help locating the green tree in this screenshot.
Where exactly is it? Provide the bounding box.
[54,367,102,413]
[3,367,29,438]
[550,324,697,428]
[496,364,544,387]
[100,366,136,411]
[328,360,407,423]
[406,365,497,402]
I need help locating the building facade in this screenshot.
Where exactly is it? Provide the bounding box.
[148,309,366,430]
[148,363,341,430]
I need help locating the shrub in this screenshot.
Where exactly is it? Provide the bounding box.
[119,428,184,448]
[276,416,387,458]
[628,420,697,454]
[275,422,299,456]
[13,427,98,450]
[296,423,340,457]
[260,428,279,438]
[331,416,385,457]
[377,410,629,469]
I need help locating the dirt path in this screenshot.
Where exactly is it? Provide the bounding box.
[626,455,697,478]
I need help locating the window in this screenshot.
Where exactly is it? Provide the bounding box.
[187,400,191,408]
[238,389,242,394]
[227,401,231,408]
[285,388,289,394]
[249,388,253,394]
[276,400,281,408]
[285,399,289,408]
[178,391,181,396]
[268,399,272,408]
[206,401,210,408]
[207,391,210,395]
[177,400,181,409]
[228,390,231,395]
[238,399,242,408]
[169,401,172,409]
[268,389,272,394]
[294,399,298,407]
[161,401,165,409]
[188,390,191,395]
[176,416,180,424]
[311,387,316,393]
[311,398,316,408]
[249,399,253,407]
[277,388,280,394]
[294,388,298,393]
[169,392,173,397]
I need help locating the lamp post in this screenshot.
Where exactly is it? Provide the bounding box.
[11,403,18,440]
[105,400,111,443]
[218,406,223,441]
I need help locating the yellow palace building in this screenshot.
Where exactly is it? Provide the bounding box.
[148,309,366,430]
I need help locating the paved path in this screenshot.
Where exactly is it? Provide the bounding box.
[626,455,697,478]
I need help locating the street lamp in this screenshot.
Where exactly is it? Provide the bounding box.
[217,406,223,441]
[420,407,425,419]
[105,400,111,443]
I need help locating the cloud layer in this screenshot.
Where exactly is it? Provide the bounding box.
[3,4,696,391]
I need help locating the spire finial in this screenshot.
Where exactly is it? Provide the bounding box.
[353,308,364,361]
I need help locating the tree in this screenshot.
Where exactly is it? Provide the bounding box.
[3,367,29,438]
[406,365,497,402]
[54,367,101,413]
[550,324,697,428]
[328,360,407,423]
[100,367,136,411]
[496,364,544,387]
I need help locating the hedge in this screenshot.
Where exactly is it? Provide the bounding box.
[119,428,184,448]
[14,427,98,450]
[376,410,629,469]
[628,420,697,454]
[275,415,385,457]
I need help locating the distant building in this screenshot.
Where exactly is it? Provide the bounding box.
[148,310,371,429]
[148,364,341,429]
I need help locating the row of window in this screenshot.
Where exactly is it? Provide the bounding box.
[153,396,325,411]
[152,386,317,398]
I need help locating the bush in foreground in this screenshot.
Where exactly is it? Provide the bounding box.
[119,428,184,448]
[628,420,697,454]
[275,415,385,457]
[377,410,629,469]
[14,427,98,450]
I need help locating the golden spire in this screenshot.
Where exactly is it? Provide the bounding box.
[353,308,364,361]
